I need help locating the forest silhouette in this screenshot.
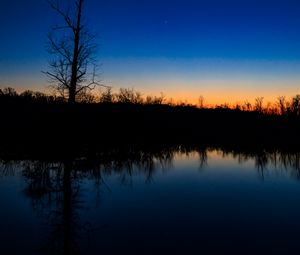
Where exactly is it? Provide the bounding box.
[0,87,300,159]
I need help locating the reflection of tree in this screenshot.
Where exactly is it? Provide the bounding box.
[252,151,300,179]
[254,153,269,180]
[279,152,300,179]
[8,149,175,254]
[198,148,208,169]
[0,160,18,177]
[1,147,300,254]
[22,161,80,254]
[219,149,300,179]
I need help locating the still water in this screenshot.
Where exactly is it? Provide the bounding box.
[1,149,300,255]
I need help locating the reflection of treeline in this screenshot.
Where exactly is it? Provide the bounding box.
[1,149,299,254]
[0,87,300,152]
[2,146,300,247]
[1,146,300,180]
[213,148,300,177]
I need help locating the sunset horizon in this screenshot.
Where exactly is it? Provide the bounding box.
[7,81,299,106]
[1,0,300,104]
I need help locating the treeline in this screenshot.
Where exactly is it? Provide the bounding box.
[1,86,300,155]
[1,87,300,116]
[0,87,165,105]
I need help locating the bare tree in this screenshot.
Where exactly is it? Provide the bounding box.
[277,96,286,115]
[291,94,300,116]
[44,0,100,103]
[254,97,264,113]
[198,95,205,109]
[242,100,252,111]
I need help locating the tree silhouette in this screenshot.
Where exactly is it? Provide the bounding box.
[44,0,99,103]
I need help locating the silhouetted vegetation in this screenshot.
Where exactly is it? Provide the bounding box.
[0,87,300,157]
[44,0,101,104]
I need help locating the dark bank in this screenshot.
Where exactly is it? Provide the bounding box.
[1,89,300,159]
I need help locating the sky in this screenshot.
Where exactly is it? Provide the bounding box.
[1,0,300,104]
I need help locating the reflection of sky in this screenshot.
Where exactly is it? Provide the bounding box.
[1,0,300,104]
[1,151,300,254]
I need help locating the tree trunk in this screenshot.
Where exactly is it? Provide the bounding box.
[68,0,83,104]
[68,86,76,104]
[63,161,72,255]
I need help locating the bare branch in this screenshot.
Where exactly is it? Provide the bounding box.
[47,0,76,33]
[43,71,70,88]
[45,0,102,103]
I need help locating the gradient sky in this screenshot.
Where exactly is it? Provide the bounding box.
[1,0,300,104]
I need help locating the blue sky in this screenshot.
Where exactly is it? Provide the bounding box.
[1,0,300,103]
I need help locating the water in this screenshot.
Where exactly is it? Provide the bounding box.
[1,149,300,254]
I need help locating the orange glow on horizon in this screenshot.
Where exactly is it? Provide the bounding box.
[139,87,300,106]
[4,80,300,107]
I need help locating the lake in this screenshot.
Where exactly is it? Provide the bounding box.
[1,148,300,255]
